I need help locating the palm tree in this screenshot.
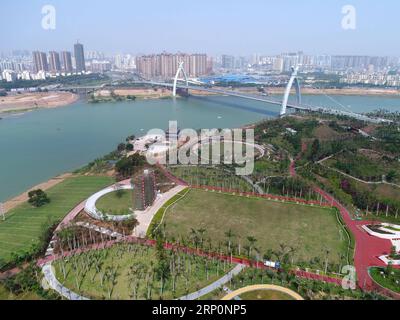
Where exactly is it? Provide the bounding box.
[224,229,235,253]
[246,236,257,259]
[189,228,199,248]
[324,248,330,274]
[197,228,207,248]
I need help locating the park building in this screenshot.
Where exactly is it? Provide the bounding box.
[132,170,157,211]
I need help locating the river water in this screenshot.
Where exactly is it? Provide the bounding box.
[0,94,399,202]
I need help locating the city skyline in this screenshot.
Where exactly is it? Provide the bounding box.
[1,0,400,56]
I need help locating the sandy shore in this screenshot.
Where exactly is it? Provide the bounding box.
[0,92,79,114]
[2,173,73,214]
[96,88,172,100]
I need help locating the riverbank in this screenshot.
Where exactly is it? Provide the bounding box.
[1,173,73,214]
[94,86,400,102]
[0,92,79,114]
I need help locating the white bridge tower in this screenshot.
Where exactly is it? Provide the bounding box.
[281,66,301,117]
[173,61,189,97]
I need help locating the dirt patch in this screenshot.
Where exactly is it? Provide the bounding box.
[374,184,400,199]
[0,92,79,113]
[314,125,342,141]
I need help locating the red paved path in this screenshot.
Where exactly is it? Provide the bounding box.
[289,157,396,292]
[37,235,343,286]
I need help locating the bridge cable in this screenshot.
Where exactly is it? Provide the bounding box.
[312,86,354,114]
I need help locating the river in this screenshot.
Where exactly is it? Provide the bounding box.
[0,94,399,202]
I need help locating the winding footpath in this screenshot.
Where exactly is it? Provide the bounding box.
[178,264,246,300]
[289,159,396,292]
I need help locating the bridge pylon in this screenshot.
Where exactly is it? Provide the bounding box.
[173,62,189,97]
[281,66,301,117]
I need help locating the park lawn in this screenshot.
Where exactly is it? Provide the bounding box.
[163,189,348,266]
[0,175,113,265]
[54,243,233,300]
[239,289,295,300]
[96,190,134,215]
[370,267,400,294]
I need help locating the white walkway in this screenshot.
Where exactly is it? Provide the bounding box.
[133,185,186,238]
[178,264,246,300]
[42,263,89,300]
[84,181,134,222]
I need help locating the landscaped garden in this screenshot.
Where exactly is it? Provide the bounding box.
[53,242,234,300]
[370,267,400,294]
[168,166,254,192]
[161,189,350,272]
[0,175,114,268]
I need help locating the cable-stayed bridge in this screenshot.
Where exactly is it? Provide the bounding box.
[134,64,392,124]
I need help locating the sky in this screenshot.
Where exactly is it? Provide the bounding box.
[1,0,399,56]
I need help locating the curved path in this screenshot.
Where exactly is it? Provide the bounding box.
[84,181,134,222]
[42,262,88,300]
[290,159,394,291]
[221,284,304,301]
[178,264,246,300]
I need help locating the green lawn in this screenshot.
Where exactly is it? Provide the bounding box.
[54,243,234,300]
[96,190,134,215]
[370,267,400,293]
[163,189,349,269]
[0,175,113,265]
[239,289,295,300]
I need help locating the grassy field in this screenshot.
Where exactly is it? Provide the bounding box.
[0,176,113,265]
[239,289,294,300]
[370,267,400,293]
[54,243,233,300]
[96,190,134,215]
[163,189,348,268]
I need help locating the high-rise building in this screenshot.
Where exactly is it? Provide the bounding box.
[49,51,61,72]
[272,57,284,72]
[61,51,73,72]
[221,55,235,70]
[136,53,208,80]
[90,60,112,73]
[32,51,49,72]
[74,42,86,72]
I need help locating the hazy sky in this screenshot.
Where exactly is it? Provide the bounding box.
[1,0,398,56]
